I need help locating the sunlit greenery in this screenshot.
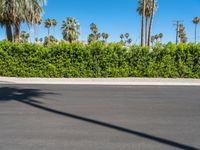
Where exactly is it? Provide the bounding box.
[0,41,200,78]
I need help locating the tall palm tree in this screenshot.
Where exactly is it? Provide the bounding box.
[147,0,157,46]
[141,0,146,46]
[0,0,46,42]
[137,0,152,46]
[15,0,45,42]
[44,18,52,37]
[52,19,57,36]
[61,17,80,43]
[193,17,200,43]
[0,16,13,42]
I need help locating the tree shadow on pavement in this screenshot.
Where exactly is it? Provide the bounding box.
[0,87,53,104]
[0,87,199,150]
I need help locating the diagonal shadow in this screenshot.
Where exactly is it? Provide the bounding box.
[0,87,199,150]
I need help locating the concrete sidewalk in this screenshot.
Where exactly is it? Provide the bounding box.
[1,77,200,86]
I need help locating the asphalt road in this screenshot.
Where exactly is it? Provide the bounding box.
[0,85,200,150]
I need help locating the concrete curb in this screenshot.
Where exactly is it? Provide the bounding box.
[1,77,200,86]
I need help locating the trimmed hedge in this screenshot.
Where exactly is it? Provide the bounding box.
[0,41,200,78]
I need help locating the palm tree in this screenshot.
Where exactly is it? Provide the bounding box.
[39,38,43,43]
[127,38,132,45]
[44,18,52,37]
[88,23,101,43]
[104,33,109,42]
[159,33,163,43]
[16,0,45,42]
[61,17,80,43]
[137,0,152,45]
[120,33,132,46]
[151,35,155,46]
[44,35,58,46]
[154,34,159,42]
[147,0,157,46]
[102,33,109,43]
[120,34,124,44]
[0,0,46,42]
[20,31,30,43]
[193,17,200,43]
[90,23,99,34]
[52,19,57,36]
[125,33,130,39]
[0,16,13,42]
[141,0,146,46]
[35,37,39,43]
[88,34,96,43]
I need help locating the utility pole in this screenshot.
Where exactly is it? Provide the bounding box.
[173,20,183,44]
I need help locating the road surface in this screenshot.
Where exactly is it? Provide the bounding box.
[0,85,200,150]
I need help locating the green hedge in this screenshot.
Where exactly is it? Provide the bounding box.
[0,41,200,78]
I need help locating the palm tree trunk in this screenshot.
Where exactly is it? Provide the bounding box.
[195,24,197,43]
[145,17,149,46]
[147,0,155,46]
[48,28,50,37]
[48,28,50,44]
[6,22,13,42]
[141,0,146,46]
[14,19,21,42]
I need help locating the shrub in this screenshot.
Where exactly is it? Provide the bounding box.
[0,41,200,78]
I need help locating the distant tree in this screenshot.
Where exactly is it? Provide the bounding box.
[39,38,43,43]
[88,23,101,43]
[44,18,52,37]
[88,34,96,43]
[192,17,200,43]
[44,35,58,46]
[154,34,159,42]
[127,38,132,45]
[158,33,163,42]
[151,33,164,45]
[125,33,130,39]
[20,31,30,43]
[120,33,132,46]
[102,33,109,43]
[179,24,187,43]
[61,17,80,43]
[151,36,155,46]
[52,19,58,36]
[90,23,99,34]
[35,37,39,43]
[120,34,124,43]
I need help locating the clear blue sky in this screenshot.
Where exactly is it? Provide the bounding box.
[0,0,200,43]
